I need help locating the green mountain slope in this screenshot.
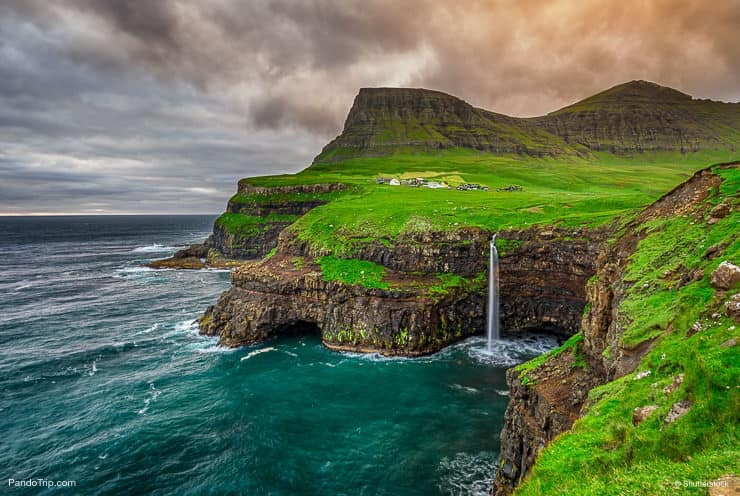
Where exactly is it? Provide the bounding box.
[534,80,740,154]
[315,81,739,163]
[205,80,738,263]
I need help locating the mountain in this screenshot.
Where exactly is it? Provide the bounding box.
[314,80,740,162]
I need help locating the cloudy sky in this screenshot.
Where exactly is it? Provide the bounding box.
[1,0,739,214]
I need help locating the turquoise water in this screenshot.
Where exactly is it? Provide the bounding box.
[0,216,558,495]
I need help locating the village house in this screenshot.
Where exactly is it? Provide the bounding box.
[424,181,449,189]
[456,183,484,191]
[498,185,523,192]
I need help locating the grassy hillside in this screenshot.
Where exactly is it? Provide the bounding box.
[536,81,740,154]
[515,165,739,494]
[227,82,738,258]
[315,81,740,163]
[238,149,735,257]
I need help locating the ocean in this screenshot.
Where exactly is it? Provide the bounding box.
[0,215,558,495]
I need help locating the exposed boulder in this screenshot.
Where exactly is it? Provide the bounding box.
[664,399,692,424]
[708,475,739,496]
[725,294,740,323]
[707,200,732,223]
[632,405,658,426]
[663,374,684,395]
[704,242,727,259]
[711,262,740,290]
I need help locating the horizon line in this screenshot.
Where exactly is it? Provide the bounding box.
[0,212,222,217]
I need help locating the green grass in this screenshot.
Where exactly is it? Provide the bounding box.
[229,188,348,205]
[317,255,389,289]
[215,212,300,236]
[496,238,524,257]
[517,317,739,495]
[617,168,739,348]
[514,333,585,384]
[514,165,740,494]
[235,149,734,257]
[428,272,486,298]
[220,144,739,259]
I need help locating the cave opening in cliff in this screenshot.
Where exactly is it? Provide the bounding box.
[274,320,322,337]
[520,322,572,339]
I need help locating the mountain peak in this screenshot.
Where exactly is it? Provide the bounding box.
[313,82,738,163]
[561,80,693,109]
[314,87,556,163]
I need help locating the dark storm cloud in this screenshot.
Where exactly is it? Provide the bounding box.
[0,0,738,213]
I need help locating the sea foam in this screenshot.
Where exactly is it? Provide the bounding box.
[131,243,179,253]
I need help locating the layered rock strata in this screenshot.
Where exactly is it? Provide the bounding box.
[199,225,607,355]
[199,254,485,355]
[149,183,346,268]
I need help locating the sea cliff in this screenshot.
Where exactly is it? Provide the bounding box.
[147,81,739,494]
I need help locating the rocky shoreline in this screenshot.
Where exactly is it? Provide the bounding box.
[147,243,244,270]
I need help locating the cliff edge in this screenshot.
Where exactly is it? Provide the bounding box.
[494,163,739,494]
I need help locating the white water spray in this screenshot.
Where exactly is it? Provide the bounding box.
[487,234,500,351]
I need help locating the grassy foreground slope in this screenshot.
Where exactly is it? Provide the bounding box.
[515,165,739,495]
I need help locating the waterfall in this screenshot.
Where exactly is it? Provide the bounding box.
[487,234,500,351]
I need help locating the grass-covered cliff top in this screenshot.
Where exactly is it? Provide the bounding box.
[234,149,735,257]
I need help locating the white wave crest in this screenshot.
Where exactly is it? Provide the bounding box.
[449,383,480,394]
[131,243,178,253]
[454,335,561,368]
[114,266,156,277]
[138,382,161,415]
[240,347,276,361]
[337,334,560,367]
[134,323,160,336]
[437,451,497,496]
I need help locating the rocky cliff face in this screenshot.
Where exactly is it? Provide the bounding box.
[315,88,568,161]
[149,183,346,268]
[199,223,607,355]
[496,228,607,336]
[315,88,569,160]
[533,81,739,154]
[206,222,286,259]
[493,166,728,494]
[315,81,739,162]
[199,253,485,355]
[206,183,347,259]
[278,226,491,276]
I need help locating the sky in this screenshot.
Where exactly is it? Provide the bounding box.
[1,0,739,215]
